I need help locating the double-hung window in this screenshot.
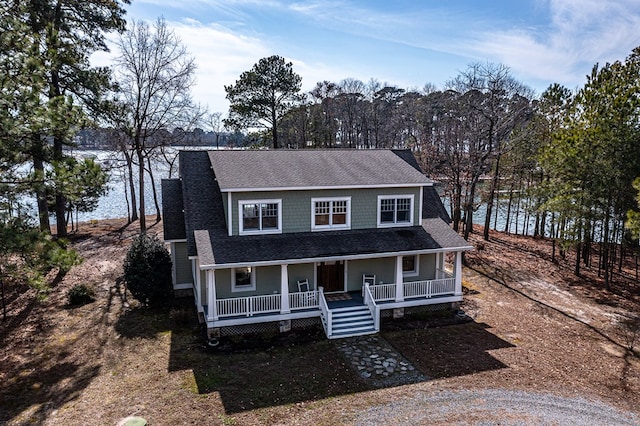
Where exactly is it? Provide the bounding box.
[239,200,281,235]
[312,197,351,230]
[378,195,414,227]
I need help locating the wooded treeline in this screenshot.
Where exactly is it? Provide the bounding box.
[225,53,640,288]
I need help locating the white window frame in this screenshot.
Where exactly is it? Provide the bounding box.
[311,197,351,231]
[377,194,414,227]
[402,254,419,277]
[231,266,256,292]
[238,199,282,235]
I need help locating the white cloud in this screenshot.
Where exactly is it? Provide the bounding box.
[170,19,271,112]
[468,0,640,90]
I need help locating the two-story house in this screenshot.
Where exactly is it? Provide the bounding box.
[162,149,472,339]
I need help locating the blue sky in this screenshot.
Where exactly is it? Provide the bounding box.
[93,0,640,114]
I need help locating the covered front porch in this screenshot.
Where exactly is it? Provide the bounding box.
[192,251,464,338]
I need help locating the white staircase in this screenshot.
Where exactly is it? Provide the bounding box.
[328,305,377,339]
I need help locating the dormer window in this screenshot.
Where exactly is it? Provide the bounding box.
[239,200,282,235]
[378,195,414,227]
[312,197,351,230]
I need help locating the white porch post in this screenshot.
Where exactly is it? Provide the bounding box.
[170,242,177,287]
[280,264,290,314]
[207,270,217,321]
[454,251,463,296]
[193,259,201,306]
[395,255,404,302]
[435,252,441,278]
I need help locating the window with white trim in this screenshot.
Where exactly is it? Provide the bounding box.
[402,255,419,277]
[232,266,256,292]
[239,200,281,235]
[378,195,414,226]
[312,197,351,230]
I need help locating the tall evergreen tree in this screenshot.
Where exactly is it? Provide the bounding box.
[225,55,302,149]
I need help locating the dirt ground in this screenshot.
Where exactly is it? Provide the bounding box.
[1,219,639,425]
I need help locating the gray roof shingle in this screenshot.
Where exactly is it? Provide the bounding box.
[196,218,471,267]
[173,149,467,263]
[208,149,433,191]
[161,179,186,240]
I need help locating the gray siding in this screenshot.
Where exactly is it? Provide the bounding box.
[213,266,280,299]
[417,254,436,281]
[347,257,396,291]
[288,263,315,292]
[229,187,421,235]
[174,242,192,284]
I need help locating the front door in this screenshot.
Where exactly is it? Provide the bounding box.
[317,261,344,293]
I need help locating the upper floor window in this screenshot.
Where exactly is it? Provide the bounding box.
[378,195,414,227]
[239,199,281,235]
[312,197,351,230]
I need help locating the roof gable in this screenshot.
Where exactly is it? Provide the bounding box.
[208,149,432,191]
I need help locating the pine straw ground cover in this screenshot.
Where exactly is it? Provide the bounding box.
[0,219,639,425]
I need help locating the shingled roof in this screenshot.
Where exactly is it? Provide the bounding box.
[195,218,470,267]
[208,149,433,191]
[161,178,186,241]
[166,149,462,261]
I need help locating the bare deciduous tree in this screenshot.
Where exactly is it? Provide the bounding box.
[114,18,199,233]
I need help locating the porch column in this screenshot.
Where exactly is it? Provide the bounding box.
[207,270,218,321]
[193,259,201,306]
[170,242,177,287]
[395,255,404,302]
[454,251,463,296]
[280,264,290,314]
[435,252,441,278]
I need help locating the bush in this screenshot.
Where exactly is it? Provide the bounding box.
[123,234,173,307]
[67,284,95,306]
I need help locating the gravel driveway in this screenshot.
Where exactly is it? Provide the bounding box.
[354,389,640,425]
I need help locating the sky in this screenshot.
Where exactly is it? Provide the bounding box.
[93,0,640,115]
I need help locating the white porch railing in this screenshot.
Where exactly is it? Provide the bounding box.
[215,290,320,318]
[289,290,319,310]
[318,287,333,337]
[216,293,281,318]
[363,283,380,332]
[369,283,395,301]
[403,278,456,299]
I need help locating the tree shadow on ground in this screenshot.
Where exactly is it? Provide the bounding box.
[0,328,102,424]
[383,321,513,379]
[162,305,514,414]
[167,323,373,414]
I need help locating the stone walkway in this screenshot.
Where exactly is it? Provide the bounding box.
[334,335,427,387]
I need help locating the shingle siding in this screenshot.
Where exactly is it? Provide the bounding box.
[229,186,421,235]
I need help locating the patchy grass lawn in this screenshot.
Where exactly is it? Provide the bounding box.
[2,218,640,425]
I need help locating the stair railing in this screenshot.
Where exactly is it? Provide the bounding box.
[318,286,333,337]
[363,283,380,332]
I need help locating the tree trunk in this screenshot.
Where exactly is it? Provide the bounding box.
[503,182,514,233]
[146,157,162,222]
[137,147,146,233]
[463,178,479,240]
[452,182,462,232]
[0,265,6,321]
[124,148,138,222]
[483,143,501,241]
[272,107,278,149]
[32,152,50,233]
